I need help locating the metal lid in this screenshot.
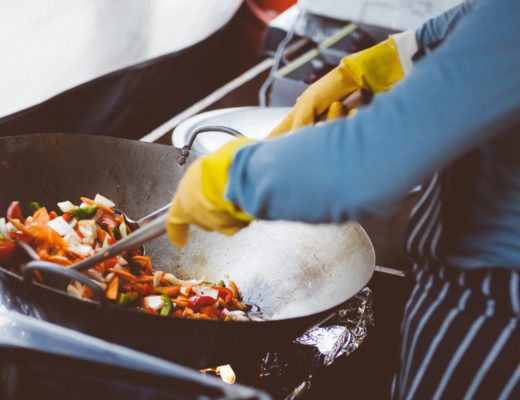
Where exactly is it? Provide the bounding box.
[172,107,290,153]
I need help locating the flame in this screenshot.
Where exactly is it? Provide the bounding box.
[200,364,236,384]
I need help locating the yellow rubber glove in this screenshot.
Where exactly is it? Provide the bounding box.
[167,138,255,248]
[268,30,417,138]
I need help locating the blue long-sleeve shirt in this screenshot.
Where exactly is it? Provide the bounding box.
[227,0,520,270]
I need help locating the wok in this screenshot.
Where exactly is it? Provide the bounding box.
[0,133,374,368]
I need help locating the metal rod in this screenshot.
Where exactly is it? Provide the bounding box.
[69,214,167,272]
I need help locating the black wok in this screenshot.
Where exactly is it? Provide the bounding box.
[0,133,374,368]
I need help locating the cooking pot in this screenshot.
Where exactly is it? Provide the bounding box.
[0,133,374,367]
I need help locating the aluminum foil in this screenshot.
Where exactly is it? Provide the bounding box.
[257,287,374,398]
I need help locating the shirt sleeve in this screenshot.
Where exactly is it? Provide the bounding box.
[226,0,520,223]
[415,0,474,49]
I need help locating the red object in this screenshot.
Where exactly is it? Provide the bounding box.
[187,295,217,311]
[97,216,117,230]
[146,307,158,315]
[141,283,152,297]
[0,240,16,263]
[104,257,119,269]
[200,306,222,320]
[211,286,233,300]
[62,212,72,222]
[49,211,58,220]
[7,201,24,222]
[238,0,297,57]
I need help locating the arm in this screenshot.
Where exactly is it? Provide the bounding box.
[227,0,520,223]
[416,0,475,49]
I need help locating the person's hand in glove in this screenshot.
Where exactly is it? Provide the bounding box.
[167,138,255,248]
[267,30,418,138]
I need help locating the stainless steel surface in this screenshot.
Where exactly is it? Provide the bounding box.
[117,202,171,231]
[0,133,375,321]
[0,0,242,118]
[172,107,291,153]
[169,220,374,320]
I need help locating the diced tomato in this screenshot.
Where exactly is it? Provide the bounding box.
[200,305,222,320]
[146,307,158,315]
[187,295,217,311]
[211,286,233,300]
[141,283,152,297]
[49,211,58,220]
[104,257,119,269]
[7,201,24,222]
[0,240,16,264]
[62,212,72,222]
[107,237,116,245]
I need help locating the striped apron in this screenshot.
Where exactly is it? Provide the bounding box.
[392,169,520,399]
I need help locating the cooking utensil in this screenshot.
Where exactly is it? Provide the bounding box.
[114,202,171,231]
[0,133,374,368]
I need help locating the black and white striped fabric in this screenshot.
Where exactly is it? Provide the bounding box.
[392,171,520,399]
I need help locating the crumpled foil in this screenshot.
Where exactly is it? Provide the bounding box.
[295,287,374,365]
[256,287,374,399]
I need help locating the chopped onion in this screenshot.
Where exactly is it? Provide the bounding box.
[47,216,73,236]
[94,194,115,208]
[117,256,128,266]
[153,270,164,288]
[57,201,77,213]
[143,295,165,311]
[192,286,218,300]
[0,218,8,237]
[119,221,127,238]
[78,220,97,245]
[63,230,82,247]
[104,272,115,283]
[87,268,103,282]
[163,272,204,286]
[67,283,81,298]
[5,222,18,233]
[70,243,94,257]
[223,310,249,321]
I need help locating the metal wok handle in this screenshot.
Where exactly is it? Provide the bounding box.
[177,125,245,165]
[69,214,167,273]
[23,260,108,307]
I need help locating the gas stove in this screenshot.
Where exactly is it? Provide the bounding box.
[0,287,373,399]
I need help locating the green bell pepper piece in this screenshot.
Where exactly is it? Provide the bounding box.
[160,295,175,316]
[71,205,98,220]
[118,293,136,306]
[29,201,41,213]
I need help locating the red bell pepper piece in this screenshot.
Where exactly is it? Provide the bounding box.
[48,211,58,220]
[0,240,16,264]
[7,201,24,222]
[104,257,119,269]
[188,295,217,311]
[146,307,158,315]
[211,286,233,300]
[97,216,117,230]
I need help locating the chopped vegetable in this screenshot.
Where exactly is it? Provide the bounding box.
[7,201,24,222]
[106,275,119,300]
[29,201,41,213]
[1,194,261,321]
[160,294,175,316]
[187,295,217,311]
[71,205,98,220]
[118,293,136,306]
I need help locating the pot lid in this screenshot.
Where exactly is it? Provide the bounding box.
[172,106,290,154]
